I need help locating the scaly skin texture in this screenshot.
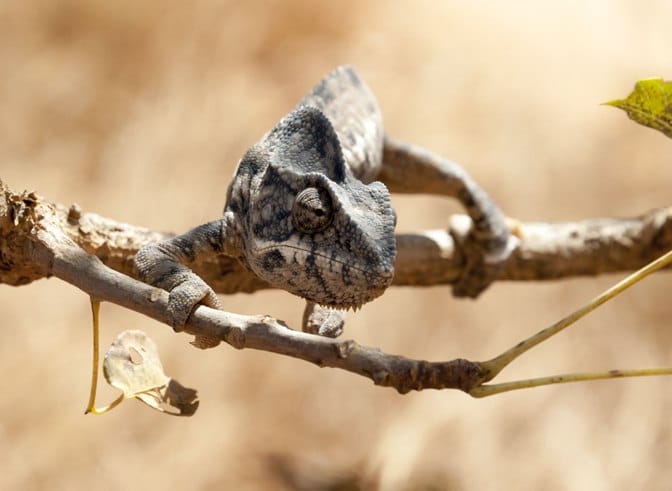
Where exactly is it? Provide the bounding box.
[135,66,512,332]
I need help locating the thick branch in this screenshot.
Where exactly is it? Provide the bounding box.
[1,180,670,291]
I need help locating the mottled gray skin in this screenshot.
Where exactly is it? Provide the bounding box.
[135,66,512,333]
[227,104,395,309]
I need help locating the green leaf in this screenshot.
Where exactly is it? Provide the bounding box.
[605,78,672,138]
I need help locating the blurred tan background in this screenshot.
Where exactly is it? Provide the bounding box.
[2,1,672,489]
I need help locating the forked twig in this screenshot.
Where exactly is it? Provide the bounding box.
[472,249,672,397]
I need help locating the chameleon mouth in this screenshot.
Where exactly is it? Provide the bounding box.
[254,243,392,276]
[319,294,382,312]
[315,281,389,310]
[251,243,394,309]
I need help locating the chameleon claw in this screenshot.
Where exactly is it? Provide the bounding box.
[302,302,346,338]
[166,280,223,330]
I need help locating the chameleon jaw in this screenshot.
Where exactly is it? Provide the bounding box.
[249,241,394,310]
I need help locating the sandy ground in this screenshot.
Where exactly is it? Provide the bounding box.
[2,1,672,489]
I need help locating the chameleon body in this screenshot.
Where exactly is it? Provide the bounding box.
[135,66,512,332]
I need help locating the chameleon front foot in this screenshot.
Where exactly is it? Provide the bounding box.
[302,302,346,338]
[135,237,225,329]
[164,277,223,329]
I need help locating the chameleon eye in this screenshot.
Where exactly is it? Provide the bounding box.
[292,186,334,233]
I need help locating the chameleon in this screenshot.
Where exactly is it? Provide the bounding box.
[134,66,514,337]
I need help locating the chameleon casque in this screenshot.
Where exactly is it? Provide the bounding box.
[135,66,513,336]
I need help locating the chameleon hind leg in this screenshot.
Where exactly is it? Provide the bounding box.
[379,136,516,298]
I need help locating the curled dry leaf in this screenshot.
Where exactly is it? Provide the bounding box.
[103,330,199,416]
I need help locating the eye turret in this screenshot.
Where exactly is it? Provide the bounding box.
[292,187,333,233]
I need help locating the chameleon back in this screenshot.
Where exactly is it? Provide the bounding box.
[298,66,384,184]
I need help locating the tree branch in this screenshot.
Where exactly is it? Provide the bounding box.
[2,180,671,291]
[1,179,671,394]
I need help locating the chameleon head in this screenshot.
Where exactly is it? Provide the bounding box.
[227,106,396,309]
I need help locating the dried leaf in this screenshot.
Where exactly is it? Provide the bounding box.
[103,330,199,416]
[605,78,672,138]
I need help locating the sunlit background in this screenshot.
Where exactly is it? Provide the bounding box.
[2,1,672,489]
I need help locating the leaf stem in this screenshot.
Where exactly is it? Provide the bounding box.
[85,299,124,415]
